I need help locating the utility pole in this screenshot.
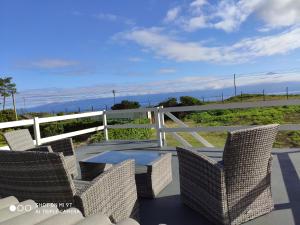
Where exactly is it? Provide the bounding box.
[222,92,224,103]
[286,87,289,100]
[234,74,237,96]
[23,97,26,112]
[112,90,116,105]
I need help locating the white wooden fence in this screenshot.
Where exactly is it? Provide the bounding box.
[1,99,300,150]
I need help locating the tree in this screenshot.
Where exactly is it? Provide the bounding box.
[158,97,178,108]
[0,77,18,120]
[0,77,12,110]
[111,100,140,110]
[179,96,203,106]
[8,82,18,120]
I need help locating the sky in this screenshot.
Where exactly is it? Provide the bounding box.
[2,0,300,107]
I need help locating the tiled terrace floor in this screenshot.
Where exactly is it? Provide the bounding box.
[76,140,300,225]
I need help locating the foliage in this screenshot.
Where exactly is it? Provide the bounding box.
[158,97,178,107]
[0,109,18,122]
[188,106,300,126]
[89,119,152,143]
[0,77,17,111]
[179,96,204,106]
[111,100,140,110]
[40,123,65,137]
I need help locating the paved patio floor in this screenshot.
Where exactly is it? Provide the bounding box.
[76,140,300,225]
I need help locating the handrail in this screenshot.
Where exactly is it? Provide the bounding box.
[0,119,34,129]
[40,125,105,144]
[38,111,104,123]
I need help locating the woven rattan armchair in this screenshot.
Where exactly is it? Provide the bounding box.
[4,129,78,177]
[0,151,138,223]
[177,124,279,225]
[0,196,140,225]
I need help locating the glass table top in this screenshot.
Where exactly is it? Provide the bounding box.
[83,151,161,166]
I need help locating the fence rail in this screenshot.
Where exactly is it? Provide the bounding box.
[1,99,300,150]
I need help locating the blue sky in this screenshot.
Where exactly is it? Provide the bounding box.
[2,0,300,107]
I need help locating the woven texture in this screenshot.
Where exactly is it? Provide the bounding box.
[135,153,172,198]
[0,151,138,223]
[177,124,279,225]
[80,152,172,198]
[4,129,35,151]
[0,196,140,225]
[4,129,78,177]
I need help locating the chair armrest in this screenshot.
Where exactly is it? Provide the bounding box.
[43,138,74,156]
[176,147,226,201]
[74,160,138,223]
[25,146,53,153]
[177,146,222,169]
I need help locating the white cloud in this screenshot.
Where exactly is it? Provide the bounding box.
[93,13,135,26]
[166,0,300,32]
[256,0,300,29]
[29,59,78,69]
[182,0,261,32]
[93,13,118,21]
[158,68,177,74]
[184,15,207,31]
[190,0,207,8]
[128,57,143,62]
[164,7,181,23]
[121,26,300,63]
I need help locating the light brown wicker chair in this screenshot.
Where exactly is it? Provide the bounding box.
[4,129,78,177]
[0,151,138,223]
[177,124,279,225]
[0,196,140,225]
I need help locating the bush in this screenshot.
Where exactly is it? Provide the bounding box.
[41,123,64,137]
[0,109,17,122]
[89,118,152,143]
[111,100,140,110]
[179,96,203,106]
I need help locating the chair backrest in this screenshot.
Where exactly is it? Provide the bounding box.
[0,151,76,207]
[4,129,35,151]
[222,124,279,206]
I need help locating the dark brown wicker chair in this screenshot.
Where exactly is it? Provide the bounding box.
[4,129,78,177]
[0,150,138,223]
[177,124,279,225]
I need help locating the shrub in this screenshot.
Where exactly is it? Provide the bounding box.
[89,118,152,143]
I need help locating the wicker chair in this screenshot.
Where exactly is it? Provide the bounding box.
[0,196,140,225]
[4,129,78,177]
[0,151,138,223]
[177,124,279,225]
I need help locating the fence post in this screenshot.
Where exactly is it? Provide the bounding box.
[160,106,166,146]
[103,111,109,141]
[155,107,163,147]
[33,117,41,146]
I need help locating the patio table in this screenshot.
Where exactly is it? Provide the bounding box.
[79,151,172,198]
